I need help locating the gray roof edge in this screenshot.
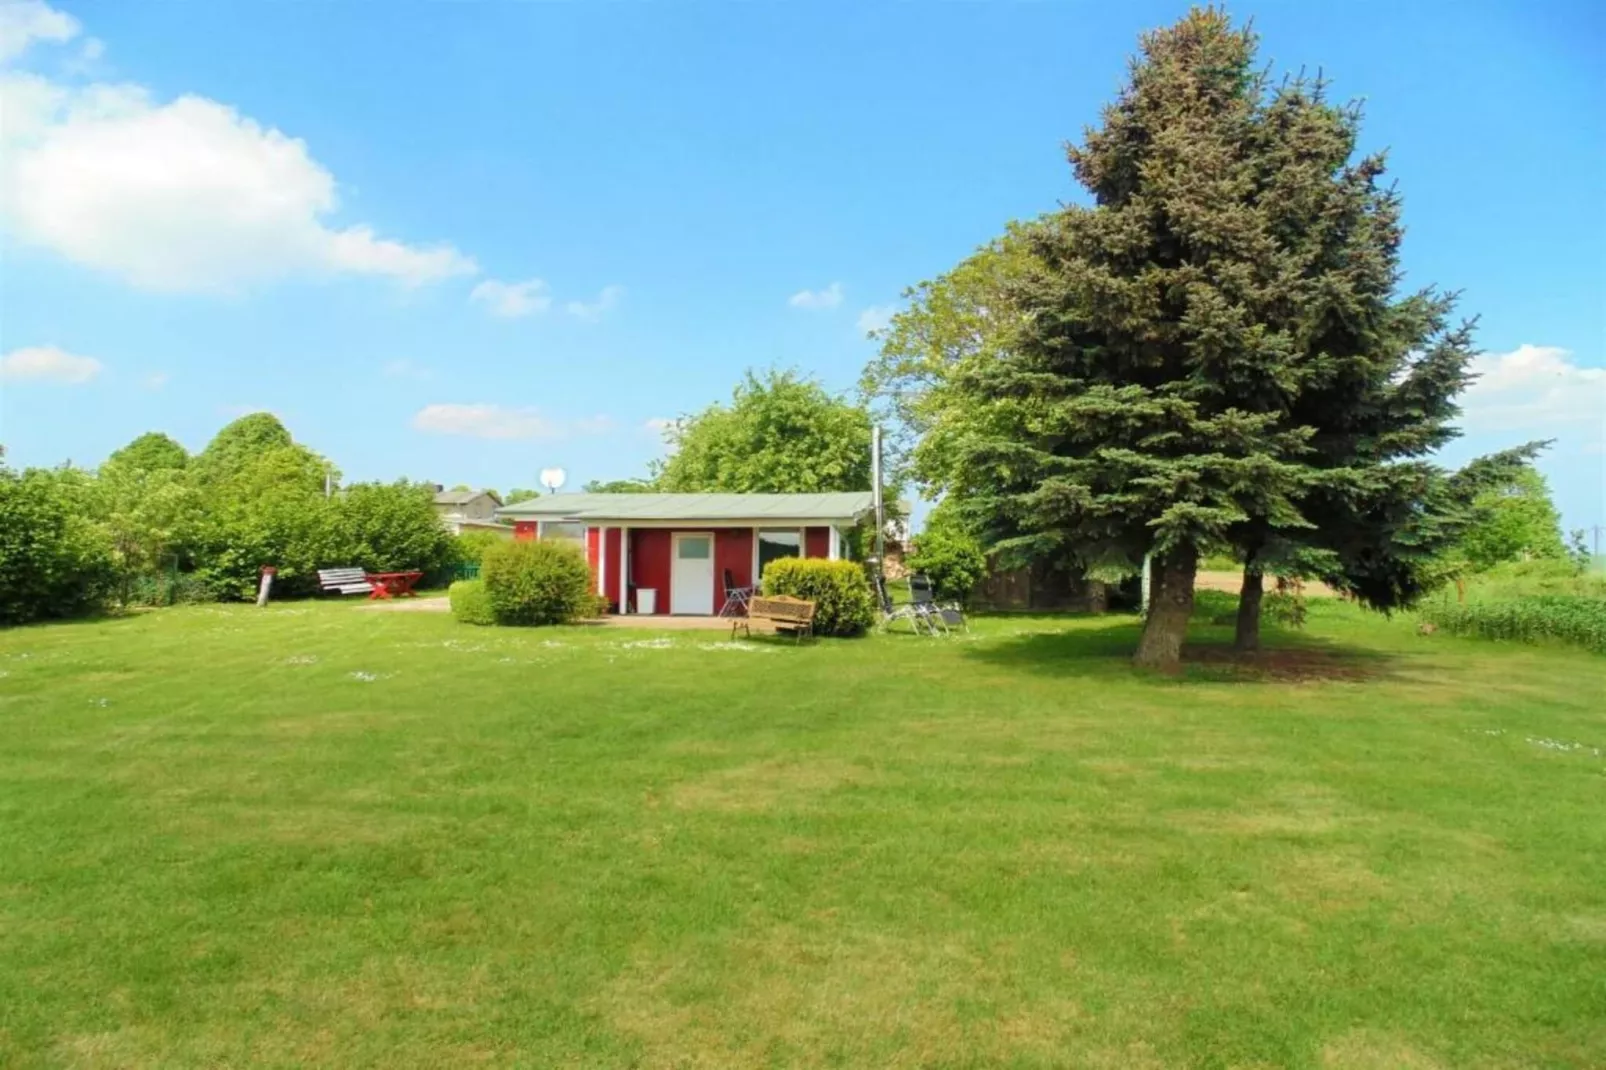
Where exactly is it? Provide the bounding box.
[498,491,874,522]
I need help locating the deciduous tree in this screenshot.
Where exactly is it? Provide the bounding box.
[655,370,872,494]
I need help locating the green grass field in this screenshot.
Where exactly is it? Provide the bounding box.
[2,600,1602,1068]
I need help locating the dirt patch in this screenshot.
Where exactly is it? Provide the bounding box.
[1173,785,1359,838]
[668,758,879,812]
[1320,1029,1447,1069]
[355,596,450,612]
[596,927,1090,1068]
[1196,570,1338,598]
[1185,644,1379,683]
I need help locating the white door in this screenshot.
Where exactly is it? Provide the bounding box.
[670,533,715,615]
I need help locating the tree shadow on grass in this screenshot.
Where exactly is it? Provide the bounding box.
[963,615,1404,685]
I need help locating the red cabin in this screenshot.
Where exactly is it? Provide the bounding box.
[498,492,874,615]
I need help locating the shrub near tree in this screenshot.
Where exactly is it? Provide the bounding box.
[906,502,988,602]
[0,461,119,625]
[479,539,597,626]
[761,559,876,637]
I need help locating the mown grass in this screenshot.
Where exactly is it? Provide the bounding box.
[2,599,1603,1068]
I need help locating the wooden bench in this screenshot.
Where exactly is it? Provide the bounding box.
[317,567,371,595]
[732,595,816,643]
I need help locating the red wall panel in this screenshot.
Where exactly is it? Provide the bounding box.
[603,528,622,608]
[804,526,831,559]
[715,528,754,599]
[585,527,601,592]
[631,529,672,613]
[513,521,537,541]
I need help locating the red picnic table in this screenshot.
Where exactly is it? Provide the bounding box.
[365,570,424,599]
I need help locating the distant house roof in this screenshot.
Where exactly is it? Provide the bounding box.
[434,488,502,507]
[498,492,875,524]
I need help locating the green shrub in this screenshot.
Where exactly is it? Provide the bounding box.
[0,464,119,624]
[761,558,875,637]
[334,480,457,584]
[1420,595,1606,654]
[448,579,496,625]
[907,528,988,602]
[480,539,595,626]
[123,572,219,607]
[452,529,510,566]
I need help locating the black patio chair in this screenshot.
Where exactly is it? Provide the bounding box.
[719,568,754,617]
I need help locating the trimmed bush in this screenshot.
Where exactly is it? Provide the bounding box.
[761,558,875,637]
[448,579,496,626]
[480,539,595,626]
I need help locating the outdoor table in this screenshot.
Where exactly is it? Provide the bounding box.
[364,570,424,599]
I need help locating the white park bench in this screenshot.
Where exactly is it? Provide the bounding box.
[317,567,372,596]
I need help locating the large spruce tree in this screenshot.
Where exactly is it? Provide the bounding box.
[943,9,1480,669]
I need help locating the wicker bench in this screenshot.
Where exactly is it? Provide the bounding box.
[732,595,816,643]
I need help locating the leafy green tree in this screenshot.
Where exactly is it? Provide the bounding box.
[333,480,455,576]
[192,413,300,486]
[861,229,1040,488]
[107,431,189,472]
[1457,466,1566,571]
[505,488,541,505]
[194,431,339,598]
[0,463,118,624]
[655,369,872,493]
[582,478,656,493]
[906,500,989,601]
[931,10,1485,668]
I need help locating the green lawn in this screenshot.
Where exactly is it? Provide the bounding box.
[2,601,1602,1068]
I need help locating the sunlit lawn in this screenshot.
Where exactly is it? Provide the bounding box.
[1,598,1602,1067]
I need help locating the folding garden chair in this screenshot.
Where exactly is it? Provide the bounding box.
[909,574,967,633]
[719,568,754,617]
[876,573,934,634]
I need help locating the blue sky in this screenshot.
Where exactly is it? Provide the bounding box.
[2,0,1602,531]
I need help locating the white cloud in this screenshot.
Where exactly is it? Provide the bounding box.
[857,304,896,335]
[78,35,102,61]
[1,41,476,291]
[571,414,616,434]
[789,282,844,310]
[0,344,102,383]
[566,284,624,322]
[0,0,78,63]
[470,277,550,318]
[1460,344,1606,432]
[383,358,431,381]
[143,371,169,390]
[413,404,559,440]
[412,404,621,440]
[643,416,676,434]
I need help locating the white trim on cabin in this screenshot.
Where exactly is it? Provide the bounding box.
[560,516,861,530]
[620,525,631,613]
[598,525,609,605]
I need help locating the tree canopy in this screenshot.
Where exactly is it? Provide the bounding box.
[917,9,1488,668]
[654,369,873,494]
[107,432,189,473]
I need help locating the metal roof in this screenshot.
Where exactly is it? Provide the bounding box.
[498,492,874,523]
[434,488,500,506]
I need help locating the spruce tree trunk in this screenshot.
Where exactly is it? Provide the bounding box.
[1134,545,1198,671]
[1235,566,1264,653]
